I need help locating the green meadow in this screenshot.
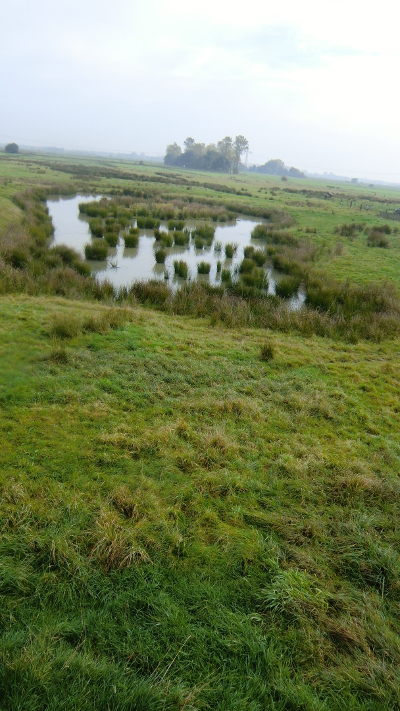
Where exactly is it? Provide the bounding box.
[1,152,400,709]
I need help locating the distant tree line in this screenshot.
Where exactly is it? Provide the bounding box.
[164,136,249,174]
[248,159,305,178]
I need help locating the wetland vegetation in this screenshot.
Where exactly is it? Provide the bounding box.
[1,151,400,709]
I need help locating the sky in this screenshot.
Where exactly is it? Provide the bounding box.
[1,0,400,180]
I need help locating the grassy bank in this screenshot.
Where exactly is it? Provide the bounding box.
[1,295,400,709]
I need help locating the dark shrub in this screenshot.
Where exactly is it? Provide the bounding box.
[6,248,28,269]
[84,240,108,260]
[221,269,231,283]
[216,260,222,273]
[197,261,211,274]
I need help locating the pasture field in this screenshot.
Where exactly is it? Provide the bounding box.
[1,153,400,709]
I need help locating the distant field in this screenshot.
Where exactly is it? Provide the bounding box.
[1,154,400,709]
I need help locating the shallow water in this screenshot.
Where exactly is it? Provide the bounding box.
[47,194,304,307]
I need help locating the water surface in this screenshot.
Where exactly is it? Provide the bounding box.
[47,194,304,307]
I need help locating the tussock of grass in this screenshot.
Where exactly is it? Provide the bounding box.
[155,248,166,264]
[124,232,138,248]
[224,242,238,258]
[260,339,274,361]
[197,261,211,274]
[174,260,188,279]
[84,239,108,260]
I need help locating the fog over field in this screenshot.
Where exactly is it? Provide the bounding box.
[1,0,400,180]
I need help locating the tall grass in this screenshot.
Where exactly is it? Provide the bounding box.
[155,248,166,264]
[84,240,108,260]
[197,261,211,274]
[124,233,139,248]
[174,260,188,279]
[225,243,238,258]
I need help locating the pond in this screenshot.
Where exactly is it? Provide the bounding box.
[47,194,305,307]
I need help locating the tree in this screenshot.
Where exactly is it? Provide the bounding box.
[232,135,249,174]
[183,137,195,150]
[164,142,182,166]
[5,142,19,154]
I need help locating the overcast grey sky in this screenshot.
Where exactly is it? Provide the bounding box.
[1,0,400,180]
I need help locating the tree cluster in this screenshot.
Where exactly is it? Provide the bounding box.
[248,159,305,178]
[5,142,19,154]
[164,136,249,174]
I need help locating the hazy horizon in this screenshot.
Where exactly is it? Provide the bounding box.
[2,0,400,181]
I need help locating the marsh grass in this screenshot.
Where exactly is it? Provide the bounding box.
[168,219,185,231]
[197,261,211,275]
[174,260,188,279]
[161,234,173,248]
[225,242,238,258]
[84,240,108,260]
[155,248,166,264]
[104,232,118,247]
[124,233,139,248]
[173,231,190,246]
[275,275,301,298]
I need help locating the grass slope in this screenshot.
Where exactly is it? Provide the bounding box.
[1,295,400,709]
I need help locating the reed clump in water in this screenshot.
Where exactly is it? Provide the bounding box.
[225,243,238,259]
[155,248,166,264]
[89,219,104,238]
[197,261,211,275]
[173,231,190,246]
[174,260,188,279]
[104,233,118,247]
[84,240,108,260]
[124,232,139,248]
